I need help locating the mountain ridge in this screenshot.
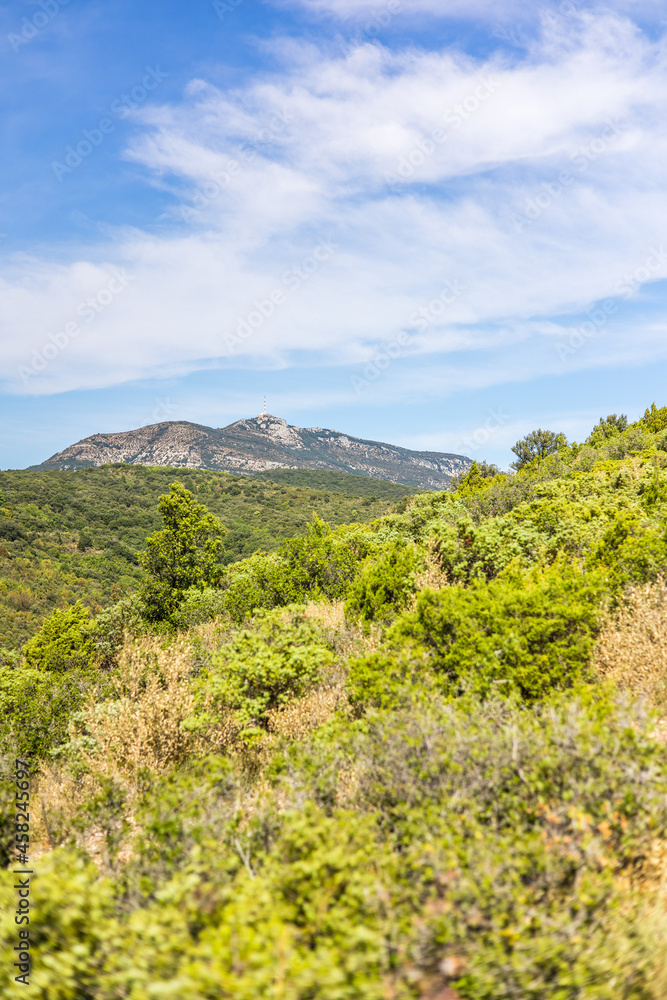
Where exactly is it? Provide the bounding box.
[31,413,471,489]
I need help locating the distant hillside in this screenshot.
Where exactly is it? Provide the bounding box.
[32,413,470,489]
[252,468,420,499]
[0,465,418,651]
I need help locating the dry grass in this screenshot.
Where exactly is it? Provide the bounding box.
[592,578,667,711]
[415,555,450,593]
[299,599,347,629]
[76,638,204,775]
[267,682,347,740]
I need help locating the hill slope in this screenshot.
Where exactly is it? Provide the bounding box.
[0,465,416,651]
[32,413,470,489]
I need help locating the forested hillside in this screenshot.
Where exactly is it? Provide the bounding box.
[2,406,667,997]
[0,466,415,652]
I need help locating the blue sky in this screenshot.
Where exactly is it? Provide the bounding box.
[2,0,667,469]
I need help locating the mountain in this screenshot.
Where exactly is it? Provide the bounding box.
[32,413,471,489]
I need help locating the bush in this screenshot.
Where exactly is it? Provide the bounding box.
[589,512,667,589]
[510,429,568,471]
[196,613,335,732]
[23,601,96,672]
[430,513,545,583]
[280,517,375,601]
[0,665,94,759]
[221,551,299,624]
[169,586,229,630]
[86,597,144,669]
[349,563,606,707]
[344,541,423,627]
[639,402,667,434]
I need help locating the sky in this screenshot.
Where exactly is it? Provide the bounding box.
[2,0,667,470]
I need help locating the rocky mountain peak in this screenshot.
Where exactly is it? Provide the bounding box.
[33,415,472,489]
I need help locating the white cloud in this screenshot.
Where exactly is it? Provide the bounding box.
[2,9,667,399]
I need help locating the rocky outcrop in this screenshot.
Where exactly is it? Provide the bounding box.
[34,414,471,489]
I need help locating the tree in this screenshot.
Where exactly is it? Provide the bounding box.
[510,429,568,471]
[639,403,667,434]
[138,483,227,619]
[586,413,628,446]
[23,601,95,672]
[453,460,501,494]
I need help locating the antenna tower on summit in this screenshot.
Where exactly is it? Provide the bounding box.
[263,395,267,415]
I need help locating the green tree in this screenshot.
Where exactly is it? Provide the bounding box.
[510,429,568,471]
[138,483,227,620]
[586,413,628,445]
[345,542,422,627]
[639,402,667,434]
[23,601,95,672]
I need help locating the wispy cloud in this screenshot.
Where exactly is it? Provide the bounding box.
[2,9,667,401]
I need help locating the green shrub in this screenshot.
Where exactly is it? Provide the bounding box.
[221,551,300,624]
[430,513,545,583]
[280,516,375,601]
[138,482,227,592]
[349,563,606,707]
[586,413,628,445]
[23,601,95,672]
[589,512,667,589]
[510,429,568,471]
[0,664,94,759]
[86,597,144,668]
[344,541,423,627]
[195,613,335,732]
[639,402,667,434]
[169,586,229,630]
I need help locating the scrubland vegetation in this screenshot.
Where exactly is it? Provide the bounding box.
[3,405,667,997]
[0,466,415,651]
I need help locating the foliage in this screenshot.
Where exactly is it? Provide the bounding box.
[8,403,667,997]
[638,402,667,434]
[451,459,502,493]
[344,541,423,626]
[511,428,568,470]
[349,563,606,707]
[0,465,408,650]
[4,693,667,999]
[0,664,94,759]
[253,467,419,501]
[195,613,335,732]
[23,601,95,672]
[280,517,377,602]
[138,482,226,621]
[586,413,628,445]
